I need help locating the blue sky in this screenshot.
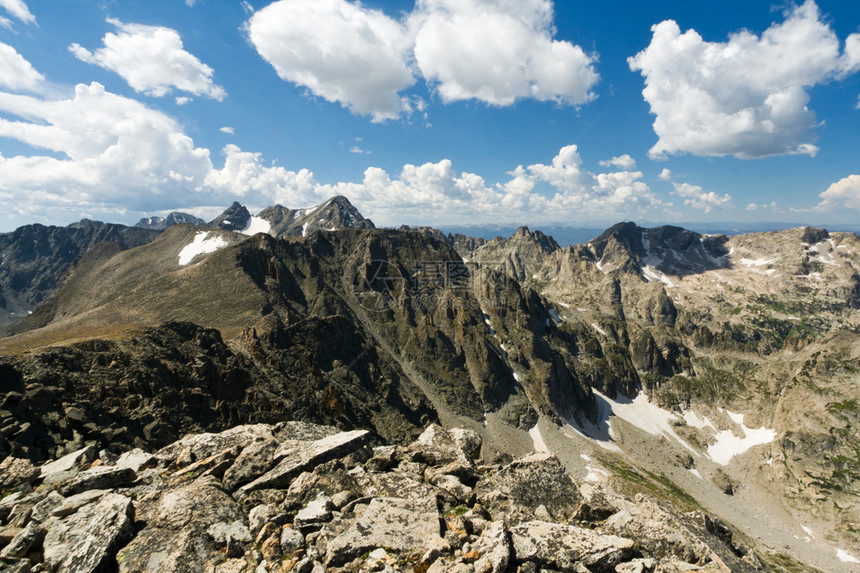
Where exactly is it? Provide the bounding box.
[0,0,858,231]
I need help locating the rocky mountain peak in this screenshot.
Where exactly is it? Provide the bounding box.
[209,202,252,232]
[511,226,560,254]
[135,212,207,231]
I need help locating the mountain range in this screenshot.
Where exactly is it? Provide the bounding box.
[0,195,858,571]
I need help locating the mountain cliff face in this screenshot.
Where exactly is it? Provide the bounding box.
[135,212,207,230]
[0,220,159,334]
[0,207,858,571]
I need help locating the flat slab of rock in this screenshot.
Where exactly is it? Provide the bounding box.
[325,497,444,566]
[39,445,97,479]
[510,520,634,571]
[60,466,136,495]
[42,492,134,573]
[238,430,370,494]
[155,424,274,465]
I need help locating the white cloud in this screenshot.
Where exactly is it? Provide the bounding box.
[175,96,192,105]
[672,182,732,213]
[629,1,860,159]
[411,0,598,106]
[185,0,196,6]
[0,0,35,25]
[0,42,43,92]
[70,19,226,101]
[246,0,597,120]
[0,83,214,213]
[349,146,370,154]
[219,126,235,135]
[0,80,662,227]
[813,175,860,211]
[599,154,636,170]
[246,0,414,122]
[658,168,672,181]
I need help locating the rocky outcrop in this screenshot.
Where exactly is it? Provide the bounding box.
[0,422,771,572]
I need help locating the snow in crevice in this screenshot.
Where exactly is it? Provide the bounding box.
[548,308,562,323]
[591,323,607,336]
[301,222,309,237]
[682,410,718,432]
[178,232,228,266]
[689,469,702,479]
[530,425,549,453]
[642,265,675,287]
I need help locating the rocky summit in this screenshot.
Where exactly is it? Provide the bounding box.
[0,422,766,573]
[0,197,859,572]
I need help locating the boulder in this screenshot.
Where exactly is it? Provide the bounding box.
[222,436,279,491]
[0,458,39,490]
[471,521,511,573]
[475,452,583,524]
[324,497,444,566]
[59,466,136,495]
[42,493,134,573]
[117,478,246,572]
[238,430,370,494]
[510,520,634,571]
[39,445,97,479]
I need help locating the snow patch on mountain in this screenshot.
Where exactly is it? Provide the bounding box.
[707,418,776,466]
[178,232,228,266]
[241,216,271,236]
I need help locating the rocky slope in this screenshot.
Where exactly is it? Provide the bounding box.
[0,422,782,573]
[0,220,159,334]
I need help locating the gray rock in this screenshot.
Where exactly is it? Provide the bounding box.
[115,448,156,472]
[29,491,64,523]
[42,493,134,572]
[238,430,370,494]
[155,424,274,466]
[325,497,444,566]
[295,496,333,528]
[39,445,97,479]
[428,473,474,504]
[59,466,136,495]
[0,521,45,559]
[615,558,656,572]
[475,452,583,525]
[449,428,483,460]
[222,436,279,491]
[248,504,278,536]
[510,520,634,571]
[117,479,246,573]
[471,521,510,573]
[50,489,108,518]
[0,458,39,490]
[274,421,341,442]
[280,526,305,554]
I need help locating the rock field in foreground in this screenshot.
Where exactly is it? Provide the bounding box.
[0,421,768,572]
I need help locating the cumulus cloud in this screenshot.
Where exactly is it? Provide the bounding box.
[657,168,672,181]
[0,42,43,92]
[599,154,636,170]
[246,0,597,120]
[672,182,732,213]
[70,19,226,101]
[411,0,598,106]
[629,1,860,159]
[0,0,35,25]
[812,175,860,211]
[246,0,414,121]
[0,79,659,227]
[219,126,235,135]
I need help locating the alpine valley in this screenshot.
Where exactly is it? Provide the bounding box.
[0,196,858,572]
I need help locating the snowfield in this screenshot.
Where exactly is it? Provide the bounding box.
[178,232,228,266]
